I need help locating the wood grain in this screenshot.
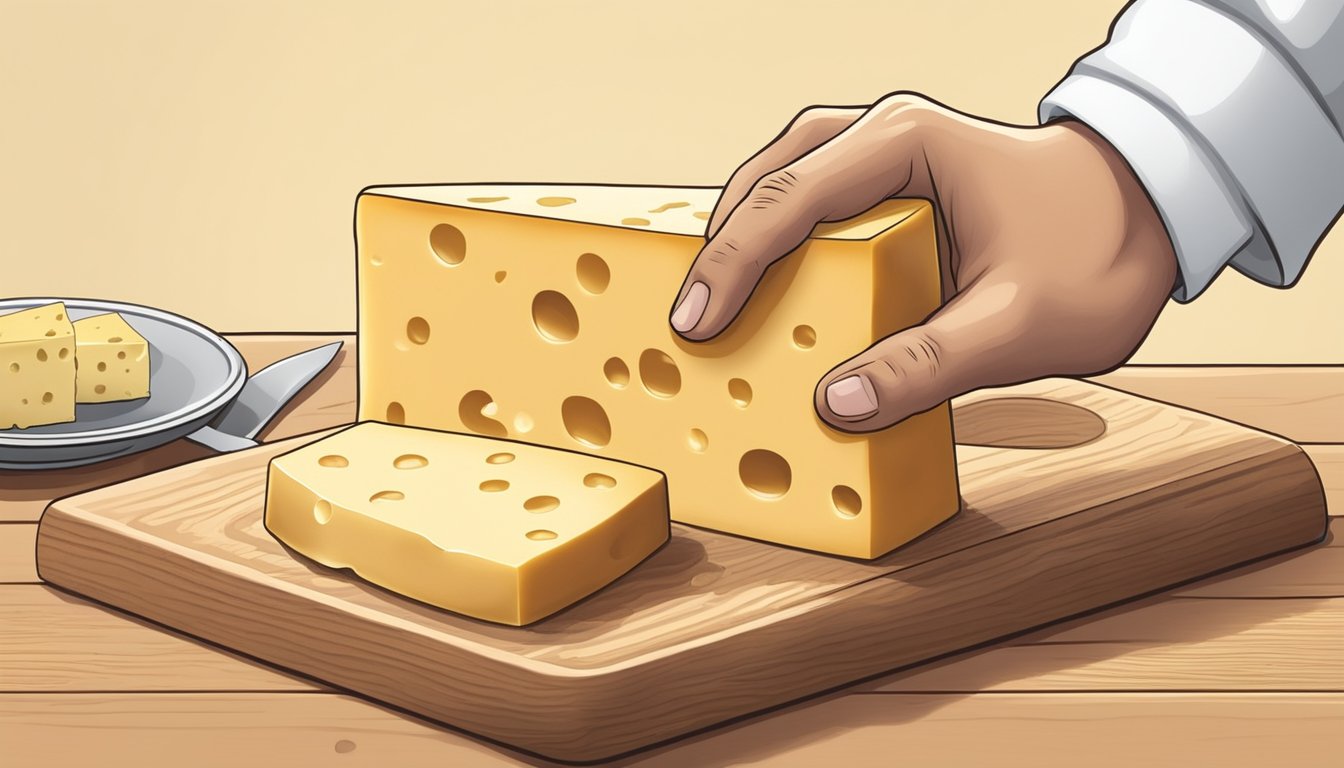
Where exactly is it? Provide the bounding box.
[0,585,317,692]
[3,584,1336,697]
[0,334,356,523]
[35,379,1329,761]
[1305,444,1343,516]
[1174,518,1342,597]
[1090,366,1344,443]
[864,596,1343,693]
[4,524,1338,696]
[0,524,36,583]
[3,693,1338,768]
[629,693,1344,768]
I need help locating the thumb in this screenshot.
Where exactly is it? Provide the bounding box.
[813,278,1026,432]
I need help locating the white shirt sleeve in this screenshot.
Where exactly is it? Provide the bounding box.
[1039,0,1344,301]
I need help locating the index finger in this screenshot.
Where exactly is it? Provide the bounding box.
[706,106,861,240]
[670,101,928,341]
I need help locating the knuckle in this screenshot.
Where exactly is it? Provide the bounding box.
[701,239,763,276]
[893,330,945,380]
[871,92,943,131]
[787,105,861,148]
[745,169,807,212]
[790,105,850,132]
[866,329,946,395]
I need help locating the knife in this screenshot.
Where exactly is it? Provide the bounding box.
[185,341,344,453]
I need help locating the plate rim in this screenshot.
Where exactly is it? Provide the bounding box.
[0,297,246,447]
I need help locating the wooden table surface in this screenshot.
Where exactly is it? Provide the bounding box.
[3,335,1341,767]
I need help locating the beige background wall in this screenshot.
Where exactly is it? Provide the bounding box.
[3,0,1339,362]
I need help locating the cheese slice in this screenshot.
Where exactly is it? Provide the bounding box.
[265,422,669,625]
[73,313,150,403]
[355,184,958,559]
[0,302,76,429]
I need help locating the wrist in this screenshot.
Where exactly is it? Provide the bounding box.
[1053,119,1180,294]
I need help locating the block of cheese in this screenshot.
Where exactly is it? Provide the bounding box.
[73,313,150,403]
[0,302,76,429]
[264,421,669,625]
[355,184,958,559]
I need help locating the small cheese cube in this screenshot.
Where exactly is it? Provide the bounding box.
[0,302,76,429]
[355,184,959,559]
[73,313,149,403]
[264,422,669,625]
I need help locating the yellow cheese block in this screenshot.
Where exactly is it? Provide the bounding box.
[0,302,76,429]
[355,184,958,559]
[73,313,150,403]
[264,421,669,625]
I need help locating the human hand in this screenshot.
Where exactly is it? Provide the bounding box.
[668,93,1178,432]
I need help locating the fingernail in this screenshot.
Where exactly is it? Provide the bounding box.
[826,375,878,418]
[671,281,710,333]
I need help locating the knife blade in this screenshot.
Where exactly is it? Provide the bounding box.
[185,341,343,453]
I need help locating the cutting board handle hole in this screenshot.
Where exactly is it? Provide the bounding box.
[953,397,1106,450]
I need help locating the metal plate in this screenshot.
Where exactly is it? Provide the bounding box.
[0,297,246,469]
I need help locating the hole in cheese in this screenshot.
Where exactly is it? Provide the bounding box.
[583,472,617,489]
[536,197,576,207]
[318,455,349,468]
[693,211,710,220]
[108,336,123,343]
[370,255,384,266]
[386,402,406,424]
[576,252,610,294]
[622,217,651,226]
[59,347,69,359]
[480,479,510,492]
[526,529,558,541]
[524,495,560,513]
[531,290,579,343]
[313,499,333,525]
[739,449,791,499]
[36,349,48,362]
[603,357,630,388]
[117,351,127,360]
[393,454,428,469]
[406,316,431,345]
[728,378,752,408]
[638,349,681,398]
[832,485,862,518]
[562,395,611,448]
[513,411,535,434]
[649,201,690,213]
[485,451,515,465]
[8,363,17,373]
[370,490,405,502]
[45,330,56,337]
[468,196,509,203]
[97,362,107,372]
[688,428,709,452]
[792,325,817,349]
[458,390,507,437]
[429,223,467,266]
[494,270,507,283]
[42,392,54,404]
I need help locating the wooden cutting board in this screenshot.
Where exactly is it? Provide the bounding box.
[35,378,1328,762]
